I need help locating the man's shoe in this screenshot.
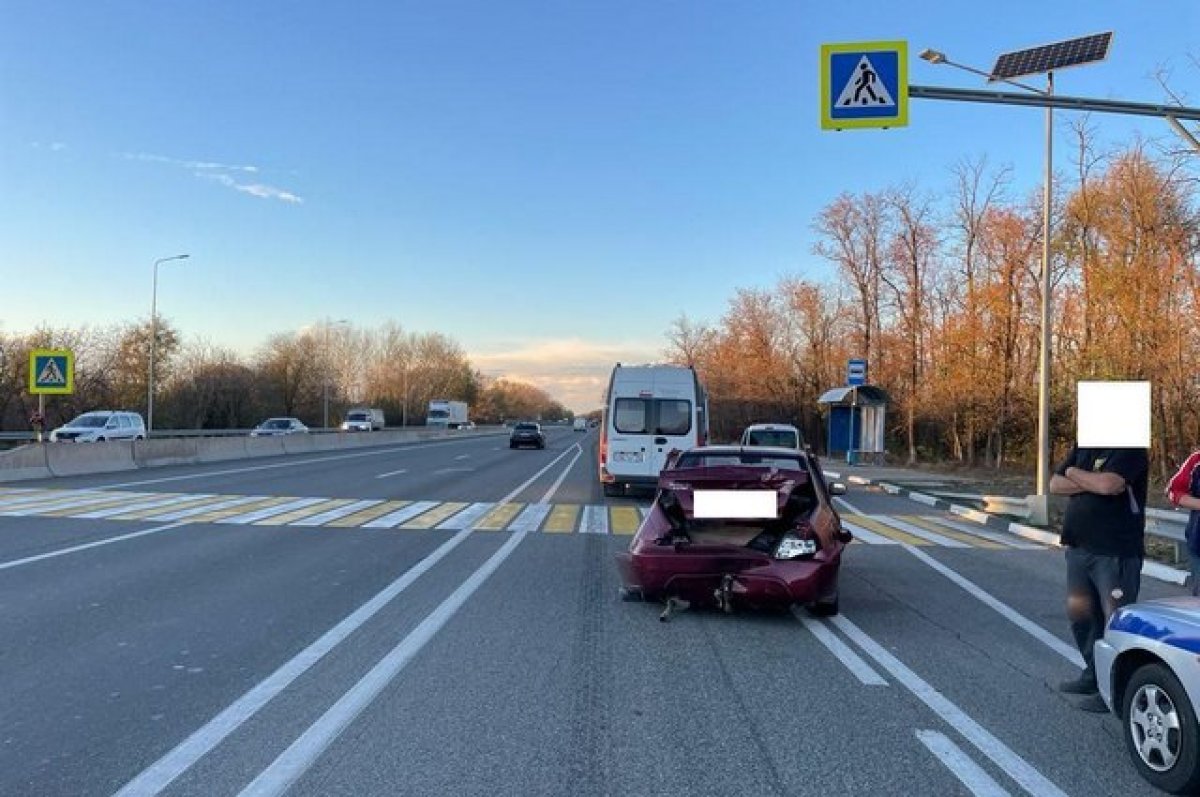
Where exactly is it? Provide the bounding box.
[1058,676,1099,695]
[1077,693,1109,714]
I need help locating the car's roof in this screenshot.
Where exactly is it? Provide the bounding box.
[744,423,800,432]
[686,444,805,457]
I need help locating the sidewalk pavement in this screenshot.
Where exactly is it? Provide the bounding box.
[817,456,1188,587]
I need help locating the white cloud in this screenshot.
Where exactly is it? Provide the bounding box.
[470,337,666,412]
[122,151,300,203]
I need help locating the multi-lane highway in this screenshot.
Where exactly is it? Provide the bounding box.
[0,427,1177,796]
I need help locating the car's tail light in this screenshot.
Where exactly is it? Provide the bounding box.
[775,522,819,560]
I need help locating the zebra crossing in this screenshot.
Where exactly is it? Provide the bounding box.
[0,487,1043,546]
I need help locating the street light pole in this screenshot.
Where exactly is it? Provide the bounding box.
[322,318,348,430]
[1036,72,1054,499]
[148,254,189,434]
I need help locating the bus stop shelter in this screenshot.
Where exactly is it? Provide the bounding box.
[817,385,889,465]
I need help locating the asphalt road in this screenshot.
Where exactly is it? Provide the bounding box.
[0,426,1179,796]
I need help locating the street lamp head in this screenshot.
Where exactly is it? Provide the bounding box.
[919,48,947,65]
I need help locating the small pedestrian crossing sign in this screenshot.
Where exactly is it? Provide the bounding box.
[29,348,75,395]
[821,40,908,130]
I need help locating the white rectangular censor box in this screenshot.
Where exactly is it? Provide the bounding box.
[1077,381,1151,448]
[693,490,778,519]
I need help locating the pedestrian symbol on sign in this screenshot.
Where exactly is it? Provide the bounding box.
[836,56,896,108]
[37,358,66,386]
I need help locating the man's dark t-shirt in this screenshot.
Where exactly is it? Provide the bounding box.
[1055,447,1149,558]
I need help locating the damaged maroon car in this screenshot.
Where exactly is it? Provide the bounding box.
[615,445,851,619]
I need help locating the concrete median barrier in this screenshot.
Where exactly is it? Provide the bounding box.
[244,436,288,459]
[282,434,317,455]
[45,440,137,477]
[0,444,52,482]
[196,437,251,463]
[133,437,201,468]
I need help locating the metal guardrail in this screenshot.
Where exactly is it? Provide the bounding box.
[0,427,451,442]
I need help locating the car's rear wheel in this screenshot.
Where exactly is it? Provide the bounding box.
[1123,662,1200,794]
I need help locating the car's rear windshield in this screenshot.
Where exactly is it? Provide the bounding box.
[347,412,369,420]
[263,419,289,429]
[613,398,692,435]
[746,430,798,448]
[515,423,538,430]
[676,452,806,471]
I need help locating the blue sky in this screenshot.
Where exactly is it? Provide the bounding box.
[2,2,1197,411]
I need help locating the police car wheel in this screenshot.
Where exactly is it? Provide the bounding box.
[1123,662,1200,794]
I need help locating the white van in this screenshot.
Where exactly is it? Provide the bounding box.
[341,408,385,432]
[599,364,708,496]
[740,423,804,450]
[50,410,146,442]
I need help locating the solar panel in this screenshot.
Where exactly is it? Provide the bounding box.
[989,32,1112,81]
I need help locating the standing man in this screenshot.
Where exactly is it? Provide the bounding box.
[1050,445,1148,713]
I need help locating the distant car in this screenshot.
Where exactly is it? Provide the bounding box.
[615,445,850,616]
[509,422,545,449]
[573,418,588,432]
[50,411,146,442]
[458,421,477,431]
[340,408,385,432]
[250,417,309,437]
[740,423,804,450]
[1096,597,1200,794]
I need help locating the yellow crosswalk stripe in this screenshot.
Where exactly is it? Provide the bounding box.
[256,499,354,526]
[899,515,1002,549]
[609,506,641,535]
[40,493,160,517]
[842,514,932,545]
[189,496,297,523]
[544,504,580,533]
[474,502,524,531]
[327,500,411,528]
[110,494,226,520]
[402,502,468,529]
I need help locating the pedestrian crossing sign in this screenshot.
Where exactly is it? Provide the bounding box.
[821,40,908,130]
[29,348,75,395]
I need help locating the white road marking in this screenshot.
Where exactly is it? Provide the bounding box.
[0,491,145,515]
[834,495,868,515]
[926,516,1041,549]
[900,545,1083,668]
[222,498,328,525]
[839,518,899,545]
[363,501,438,529]
[497,444,581,505]
[538,444,581,503]
[112,527,477,797]
[98,439,487,490]
[507,503,551,532]
[831,615,1068,797]
[580,505,609,534]
[74,494,197,519]
[374,469,407,479]
[797,614,887,686]
[147,495,265,522]
[870,514,969,548]
[293,500,383,527]
[437,502,495,530]
[917,730,1012,797]
[432,467,475,475]
[454,454,470,460]
[236,530,529,797]
[0,522,190,572]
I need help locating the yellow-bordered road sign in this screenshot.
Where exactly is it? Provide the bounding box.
[29,348,75,395]
[821,40,908,130]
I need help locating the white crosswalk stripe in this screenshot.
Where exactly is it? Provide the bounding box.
[437,502,495,530]
[293,500,384,527]
[507,503,552,532]
[364,501,438,529]
[580,505,609,534]
[0,485,1054,547]
[869,515,970,548]
[223,498,329,525]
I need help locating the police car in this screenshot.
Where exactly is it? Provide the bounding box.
[1096,597,1200,794]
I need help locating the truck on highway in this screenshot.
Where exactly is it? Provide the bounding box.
[341,408,385,432]
[426,399,469,429]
